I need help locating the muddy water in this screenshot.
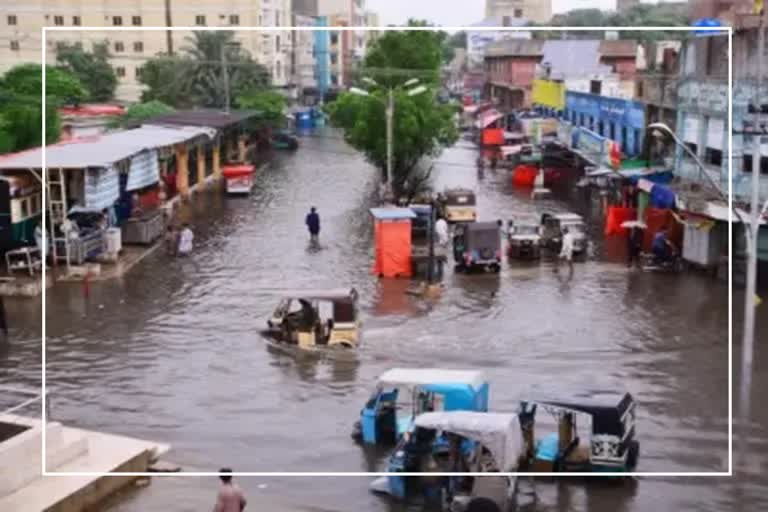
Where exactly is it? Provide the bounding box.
[1,130,766,511]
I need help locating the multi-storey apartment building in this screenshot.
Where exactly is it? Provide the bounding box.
[0,1,293,101]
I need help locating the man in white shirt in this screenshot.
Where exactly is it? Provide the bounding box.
[177,223,194,256]
[559,227,575,272]
[435,216,449,246]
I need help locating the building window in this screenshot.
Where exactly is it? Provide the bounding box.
[112,16,123,26]
[684,142,698,156]
[276,11,280,26]
[276,61,282,78]
[330,54,337,65]
[331,33,338,45]
[114,41,124,52]
[742,152,768,174]
[54,15,64,26]
[73,16,81,26]
[7,15,17,25]
[116,66,126,77]
[276,35,280,52]
[230,14,239,25]
[132,16,142,26]
[705,148,723,167]
[133,41,143,52]
[195,15,206,26]
[590,80,601,95]
[10,40,19,51]
[136,67,143,79]
[514,9,523,18]
[331,74,338,85]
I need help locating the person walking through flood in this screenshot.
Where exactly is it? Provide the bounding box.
[164,225,178,256]
[435,216,449,246]
[305,207,320,243]
[627,226,644,269]
[558,227,575,273]
[213,468,247,512]
[0,296,8,343]
[177,223,194,256]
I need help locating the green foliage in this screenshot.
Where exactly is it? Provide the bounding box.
[112,100,175,128]
[327,25,458,196]
[140,31,271,109]
[443,31,467,63]
[0,64,85,151]
[533,5,689,41]
[56,41,117,102]
[361,20,445,87]
[236,89,286,122]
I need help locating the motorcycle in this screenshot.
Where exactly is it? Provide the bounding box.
[640,251,684,273]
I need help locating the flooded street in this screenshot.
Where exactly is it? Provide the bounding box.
[2,129,767,511]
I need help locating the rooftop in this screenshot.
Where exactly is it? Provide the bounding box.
[147,109,262,129]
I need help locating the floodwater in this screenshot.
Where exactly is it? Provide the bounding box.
[2,129,767,511]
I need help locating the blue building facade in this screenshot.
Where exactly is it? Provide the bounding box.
[564,91,646,158]
[314,16,330,101]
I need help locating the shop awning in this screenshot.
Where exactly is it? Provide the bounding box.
[126,149,160,192]
[475,109,503,129]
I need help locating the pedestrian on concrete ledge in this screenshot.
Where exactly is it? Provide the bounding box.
[213,468,247,512]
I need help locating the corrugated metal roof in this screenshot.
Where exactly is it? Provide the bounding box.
[484,39,544,57]
[147,109,261,128]
[599,39,638,58]
[0,125,213,171]
[540,40,612,78]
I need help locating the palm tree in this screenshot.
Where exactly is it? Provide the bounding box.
[181,31,271,109]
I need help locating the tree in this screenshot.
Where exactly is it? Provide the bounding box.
[327,25,458,199]
[0,64,85,150]
[139,32,272,109]
[361,19,445,87]
[236,89,286,122]
[113,100,175,128]
[138,56,195,108]
[56,41,117,102]
[443,31,467,64]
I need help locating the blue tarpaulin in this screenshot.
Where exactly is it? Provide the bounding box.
[650,183,676,209]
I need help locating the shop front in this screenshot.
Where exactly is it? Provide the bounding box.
[565,91,646,159]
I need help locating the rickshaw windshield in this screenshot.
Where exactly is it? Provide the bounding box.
[562,222,585,233]
[446,194,476,206]
[515,224,539,235]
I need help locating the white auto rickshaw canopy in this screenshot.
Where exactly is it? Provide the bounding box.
[414,411,523,472]
[376,368,487,391]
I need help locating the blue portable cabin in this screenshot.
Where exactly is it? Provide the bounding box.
[353,368,489,446]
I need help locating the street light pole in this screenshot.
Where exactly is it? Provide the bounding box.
[740,7,766,457]
[221,44,231,114]
[386,87,394,184]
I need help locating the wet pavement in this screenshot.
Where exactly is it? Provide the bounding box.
[2,129,767,511]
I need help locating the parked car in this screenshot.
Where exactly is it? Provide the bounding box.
[507,217,542,260]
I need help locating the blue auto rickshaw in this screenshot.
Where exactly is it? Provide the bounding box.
[351,368,490,446]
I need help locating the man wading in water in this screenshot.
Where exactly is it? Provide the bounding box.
[305,206,320,243]
[213,468,247,512]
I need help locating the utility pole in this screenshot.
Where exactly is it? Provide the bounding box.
[427,200,436,285]
[740,4,766,462]
[386,88,394,184]
[164,0,173,55]
[221,44,231,114]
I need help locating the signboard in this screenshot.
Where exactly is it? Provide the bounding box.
[678,81,728,113]
[568,91,645,130]
[532,79,565,110]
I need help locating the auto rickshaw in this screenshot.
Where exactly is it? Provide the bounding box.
[507,217,542,260]
[453,221,502,272]
[351,368,489,446]
[441,188,477,224]
[540,212,587,255]
[518,391,639,473]
[262,288,360,354]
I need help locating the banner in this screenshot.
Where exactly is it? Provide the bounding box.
[532,79,565,110]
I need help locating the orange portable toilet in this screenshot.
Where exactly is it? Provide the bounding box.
[370,207,417,278]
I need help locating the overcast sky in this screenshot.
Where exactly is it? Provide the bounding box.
[365,0,665,27]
